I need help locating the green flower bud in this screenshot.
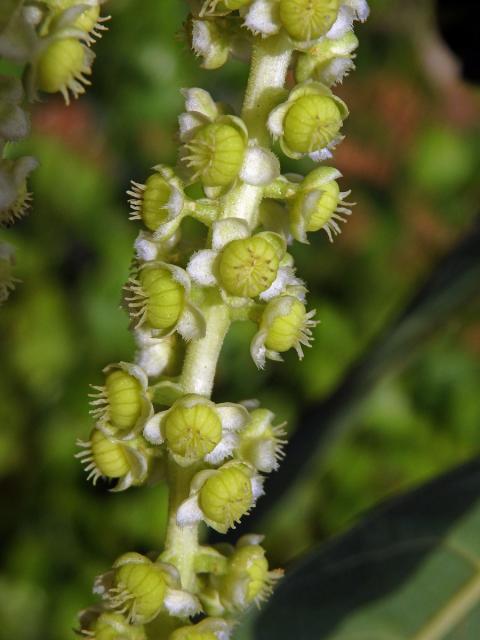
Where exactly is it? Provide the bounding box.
[218,235,281,298]
[45,0,109,43]
[126,266,185,332]
[79,610,146,640]
[48,0,100,31]
[251,296,317,368]
[191,18,231,70]
[36,38,94,104]
[74,5,101,33]
[93,612,146,640]
[302,177,339,230]
[268,82,348,160]
[225,545,268,607]
[145,395,248,467]
[109,555,167,624]
[279,0,340,42]
[219,538,282,611]
[89,363,151,437]
[77,430,152,491]
[295,31,359,85]
[105,369,143,430]
[76,429,131,484]
[130,174,170,230]
[165,402,222,463]
[264,297,307,352]
[127,167,184,232]
[283,94,342,154]
[184,122,246,188]
[290,166,353,242]
[138,267,185,330]
[199,464,253,530]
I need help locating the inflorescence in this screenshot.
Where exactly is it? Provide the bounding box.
[76,1,369,638]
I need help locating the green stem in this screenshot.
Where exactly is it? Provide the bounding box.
[163,302,231,590]
[163,460,201,593]
[223,35,292,227]
[242,33,293,147]
[179,302,231,398]
[161,33,292,595]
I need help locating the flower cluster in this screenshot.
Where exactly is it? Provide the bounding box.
[77,0,368,637]
[0,0,108,303]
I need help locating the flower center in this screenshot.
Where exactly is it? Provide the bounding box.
[185,122,246,187]
[279,0,340,41]
[218,236,280,298]
[283,94,343,153]
[165,404,222,461]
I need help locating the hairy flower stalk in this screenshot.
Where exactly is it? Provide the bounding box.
[78,1,369,637]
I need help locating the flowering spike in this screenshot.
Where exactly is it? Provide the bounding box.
[76,0,369,635]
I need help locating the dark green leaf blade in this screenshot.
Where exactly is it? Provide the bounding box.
[257,459,480,640]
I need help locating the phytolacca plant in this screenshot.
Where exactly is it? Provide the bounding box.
[0,0,108,303]
[77,0,369,638]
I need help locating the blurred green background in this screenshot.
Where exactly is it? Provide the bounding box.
[1,0,479,637]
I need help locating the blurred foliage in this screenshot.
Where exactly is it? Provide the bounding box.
[0,0,479,638]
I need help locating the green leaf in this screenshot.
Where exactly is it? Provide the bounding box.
[257,459,480,639]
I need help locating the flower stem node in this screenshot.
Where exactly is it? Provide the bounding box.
[144,395,249,467]
[169,617,233,640]
[289,165,353,242]
[98,553,200,625]
[251,295,317,367]
[125,262,206,341]
[177,462,264,533]
[268,82,348,160]
[89,362,152,438]
[127,166,185,233]
[75,429,152,491]
[35,37,94,104]
[237,408,287,472]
